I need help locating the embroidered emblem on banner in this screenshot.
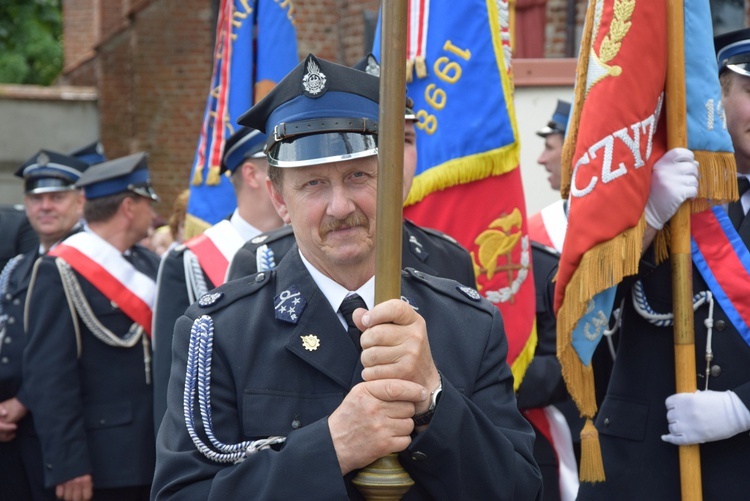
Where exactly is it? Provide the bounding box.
[198,292,223,307]
[301,334,320,351]
[302,59,327,96]
[471,208,530,304]
[275,286,306,324]
[587,0,635,91]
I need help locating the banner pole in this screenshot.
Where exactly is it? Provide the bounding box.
[666,1,702,499]
[352,0,414,499]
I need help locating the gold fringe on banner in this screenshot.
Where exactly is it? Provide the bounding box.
[404,142,520,207]
[511,321,538,391]
[653,150,736,263]
[556,217,647,482]
[183,213,212,240]
[206,165,222,185]
[191,167,203,186]
[560,0,596,200]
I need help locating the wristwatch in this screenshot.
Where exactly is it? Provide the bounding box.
[413,373,442,426]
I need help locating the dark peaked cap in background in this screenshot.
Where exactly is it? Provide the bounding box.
[15,150,90,194]
[237,54,381,168]
[76,152,159,201]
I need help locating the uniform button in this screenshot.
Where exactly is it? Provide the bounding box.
[604,418,610,426]
[1,357,8,364]
[715,320,727,331]
[99,419,106,425]
[4,293,11,301]
[6,317,14,325]
[4,336,11,344]
[255,273,265,282]
[12,299,20,306]
[710,365,722,377]
[410,451,427,462]
[291,417,302,429]
[46,463,53,470]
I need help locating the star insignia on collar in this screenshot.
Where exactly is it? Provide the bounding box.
[251,235,269,244]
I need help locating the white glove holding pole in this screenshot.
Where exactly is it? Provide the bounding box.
[644,148,699,230]
[661,390,750,445]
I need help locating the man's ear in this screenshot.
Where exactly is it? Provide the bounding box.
[241,161,260,189]
[267,178,290,224]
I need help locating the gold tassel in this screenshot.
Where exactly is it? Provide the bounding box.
[579,419,606,482]
[406,59,415,84]
[415,56,428,79]
[191,167,203,186]
[206,165,221,185]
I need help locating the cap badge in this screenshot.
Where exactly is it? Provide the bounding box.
[275,286,306,324]
[301,334,320,351]
[302,58,327,96]
[365,55,380,77]
[36,152,50,167]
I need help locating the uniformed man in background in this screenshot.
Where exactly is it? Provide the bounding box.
[23,153,160,501]
[152,126,283,431]
[0,150,89,500]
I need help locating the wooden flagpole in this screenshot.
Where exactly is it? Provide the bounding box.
[665,1,702,499]
[352,0,414,499]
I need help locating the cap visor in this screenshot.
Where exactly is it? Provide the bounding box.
[269,132,378,168]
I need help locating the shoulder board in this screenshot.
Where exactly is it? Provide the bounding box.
[531,240,560,259]
[402,267,494,314]
[405,220,462,247]
[185,270,273,316]
[245,225,294,249]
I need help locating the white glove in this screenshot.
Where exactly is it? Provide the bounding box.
[644,148,699,230]
[661,390,750,445]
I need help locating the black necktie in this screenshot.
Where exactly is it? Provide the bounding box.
[729,177,750,230]
[339,294,367,351]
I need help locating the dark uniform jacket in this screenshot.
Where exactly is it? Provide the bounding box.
[578,241,750,500]
[0,226,82,500]
[153,248,542,500]
[0,205,38,272]
[23,243,159,489]
[152,244,221,432]
[226,220,477,287]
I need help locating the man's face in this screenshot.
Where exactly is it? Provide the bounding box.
[24,190,84,244]
[722,72,750,174]
[269,156,378,275]
[403,121,418,200]
[536,133,564,191]
[130,195,157,242]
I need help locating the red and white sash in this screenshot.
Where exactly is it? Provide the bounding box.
[528,199,567,253]
[524,406,579,501]
[49,231,156,336]
[184,219,245,286]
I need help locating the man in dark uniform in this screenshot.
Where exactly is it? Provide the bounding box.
[152,54,542,500]
[226,55,476,287]
[152,127,283,431]
[578,28,750,500]
[0,151,89,500]
[23,153,160,501]
[0,205,38,272]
